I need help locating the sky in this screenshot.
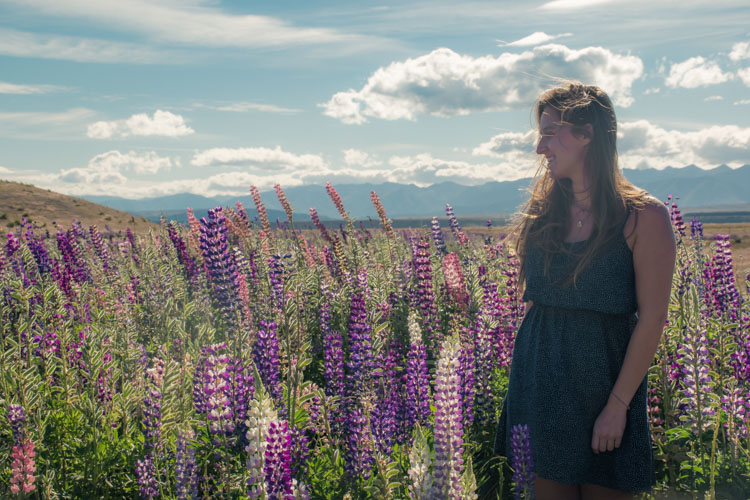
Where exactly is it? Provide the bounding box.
[1,0,749,200]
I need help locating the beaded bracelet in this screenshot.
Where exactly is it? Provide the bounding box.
[610,392,630,410]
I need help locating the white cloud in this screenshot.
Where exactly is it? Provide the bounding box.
[0,81,64,94]
[342,149,382,168]
[734,99,750,106]
[322,44,643,124]
[191,146,327,170]
[195,102,300,113]
[8,0,379,51]
[618,120,750,169]
[704,95,724,101]
[87,110,194,139]
[0,165,13,174]
[0,28,175,64]
[643,87,660,95]
[473,130,537,156]
[538,0,617,10]
[0,108,94,125]
[386,153,534,186]
[0,108,96,139]
[729,41,750,62]
[498,32,572,47]
[665,56,733,88]
[738,67,750,86]
[57,150,176,185]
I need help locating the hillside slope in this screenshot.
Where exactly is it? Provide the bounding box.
[0,180,158,236]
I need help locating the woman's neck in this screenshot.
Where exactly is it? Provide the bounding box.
[570,173,592,208]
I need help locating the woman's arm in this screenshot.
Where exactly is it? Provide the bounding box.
[591,201,676,454]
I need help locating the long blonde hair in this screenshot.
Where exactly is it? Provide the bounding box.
[513,82,649,286]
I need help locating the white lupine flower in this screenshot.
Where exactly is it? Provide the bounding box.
[408,424,433,499]
[245,389,277,499]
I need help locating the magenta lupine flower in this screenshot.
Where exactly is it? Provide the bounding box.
[666,196,686,241]
[135,451,159,499]
[431,336,465,499]
[199,207,240,327]
[442,252,468,310]
[413,239,442,352]
[9,440,36,495]
[325,181,350,223]
[345,273,374,401]
[250,185,272,235]
[510,424,535,500]
[175,431,199,500]
[253,320,283,404]
[56,229,91,284]
[370,190,394,239]
[405,313,431,431]
[274,184,294,223]
[264,420,294,499]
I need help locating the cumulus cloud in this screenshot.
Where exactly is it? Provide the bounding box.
[87,110,194,139]
[618,120,750,169]
[322,44,643,124]
[498,32,572,47]
[730,41,750,62]
[58,150,176,185]
[665,56,733,88]
[191,146,327,170]
[0,81,64,94]
[343,149,382,168]
[738,67,750,86]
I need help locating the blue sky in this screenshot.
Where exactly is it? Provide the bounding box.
[1,0,749,199]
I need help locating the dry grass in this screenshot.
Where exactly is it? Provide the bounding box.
[0,179,158,238]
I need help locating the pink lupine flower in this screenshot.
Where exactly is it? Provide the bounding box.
[274,184,294,223]
[10,440,36,494]
[250,185,272,235]
[442,252,468,309]
[325,182,349,222]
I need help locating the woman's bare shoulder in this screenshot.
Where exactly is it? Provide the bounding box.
[632,198,673,249]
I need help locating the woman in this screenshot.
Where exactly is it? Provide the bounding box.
[494,83,675,499]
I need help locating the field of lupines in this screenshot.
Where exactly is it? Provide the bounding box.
[0,182,748,499]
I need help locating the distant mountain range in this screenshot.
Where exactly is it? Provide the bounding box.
[83,164,750,224]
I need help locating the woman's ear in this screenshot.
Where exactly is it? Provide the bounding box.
[579,123,594,146]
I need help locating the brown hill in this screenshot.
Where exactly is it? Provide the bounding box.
[0,179,158,238]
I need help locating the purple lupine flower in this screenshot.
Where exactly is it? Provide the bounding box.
[142,390,162,449]
[175,431,199,500]
[24,229,51,276]
[289,426,310,479]
[253,320,283,404]
[721,388,749,439]
[405,313,431,431]
[371,347,401,454]
[473,313,496,426]
[344,406,374,481]
[199,207,240,327]
[510,424,535,500]
[193,343,236,440]
[690,217,703,241]
[413,239,442,352]
[89,225,113,272]
[135,452,159,499]
[264,420,293,499]
[432,336,464,499]
[7,404,25,444]
[459,333,476,432]
[56,229,91,284]
[345,272,374,401]
[445,204,468,246]
[323,329,345,400]
[667,196,686,241]
[268,254,290,311]
[677,329,715,434]
[167,223,200,282]
[222,357,255,444]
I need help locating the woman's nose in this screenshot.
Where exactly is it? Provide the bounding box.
[536,138,547,155]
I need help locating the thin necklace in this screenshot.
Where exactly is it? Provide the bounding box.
[572,204,591,228]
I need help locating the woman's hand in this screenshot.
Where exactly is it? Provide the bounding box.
[591,397,627,454]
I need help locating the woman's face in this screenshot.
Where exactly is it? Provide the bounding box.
[535,106,590,181]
